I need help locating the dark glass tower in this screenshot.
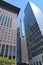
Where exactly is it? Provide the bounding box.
[24,1,43,65]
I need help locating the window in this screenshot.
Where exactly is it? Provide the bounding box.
[0,44,1,55]
[9,46,12,56]
[7,41,9,43]
[3,40,6,42]
[1,44,5,56]
[14,41,16,44]
[4,34,7,36]
[39,61,42,65]
[42,55,43,63]
[34,63,35,65]
[8,35,10,37]
[3,28,4,31]
[0,27,1,30]
[4,16,7,26]
[36,62,38,65]
[13,46,15,56]
[7,21,9,27]
[1,22,3,25]
[2,30,4,33]
[7,17,11,27]
[0,44,1,47]
[5,45,9,56]
[0,15,3,21]
[10,41,12,44]
[11,36,13,38]
[9,32,10,34]
[14,39,16,41]
[1,15,5,25]
[0,40,2,42]
[10,18,12,28]
[4,21,6,26]
[4,37,6,39]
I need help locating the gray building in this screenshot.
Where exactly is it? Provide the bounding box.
[17,19,28,65]
[24,1,43,65]
[17,28,21,64]
[0,0,20,59]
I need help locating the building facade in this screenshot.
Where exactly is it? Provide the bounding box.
[17,28,21,64]
[24,2,43,65]
[0,0,20,59]
[17,19,28,65]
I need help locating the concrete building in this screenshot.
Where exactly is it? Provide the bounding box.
[17,19,28,65]
[24,1,43,65]
[20,37,28,64]
[0,0,20,59]
[20,19,28,64]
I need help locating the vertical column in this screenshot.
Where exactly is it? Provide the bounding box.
[3,45,6,57]
[7,45,10,58]
[11,46,13,59]
[0,44,2,56]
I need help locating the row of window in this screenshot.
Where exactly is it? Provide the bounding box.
[29,28,41,42]
[30,34,42,47]
[0,7,16,19]
[0,26,16,44]
[30,22,38,32]
[0,38,16,44]
[0,44,15,59]
[32,48,42,57]
[0,14,12,28]
[0,26,16,35]
[34,61,42,65]
[31,41,42,51]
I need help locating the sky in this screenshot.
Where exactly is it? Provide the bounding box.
[4,0,43,36]
[4,0,43,27]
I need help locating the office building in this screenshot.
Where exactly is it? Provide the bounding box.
[24,1,43,65]
[0,0,20,59]
[17,19,28,65]
[17,27,21,64]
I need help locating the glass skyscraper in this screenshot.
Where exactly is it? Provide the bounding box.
[0,0,20,59]
[24,1,43,65]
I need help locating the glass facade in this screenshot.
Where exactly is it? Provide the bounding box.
[24,2,43,61]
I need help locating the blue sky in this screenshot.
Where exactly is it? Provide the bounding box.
[4,0,43,12]
[4,0,43,27]
[4,0,43,36]
[3,0,43,36]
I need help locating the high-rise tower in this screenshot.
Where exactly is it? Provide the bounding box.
[0,0,20,59]
[17,19,28,65]
[24,1,43,65]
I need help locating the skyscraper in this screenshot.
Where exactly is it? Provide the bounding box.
[17,19,28,65]
[24,1,43,65]
[17,27,22,64]
[0,0,20,59]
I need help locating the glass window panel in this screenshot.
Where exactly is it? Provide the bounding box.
[1,44,5,56]
[9,46,12,56]
[5,45,9,56]
[13,46,15,56]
